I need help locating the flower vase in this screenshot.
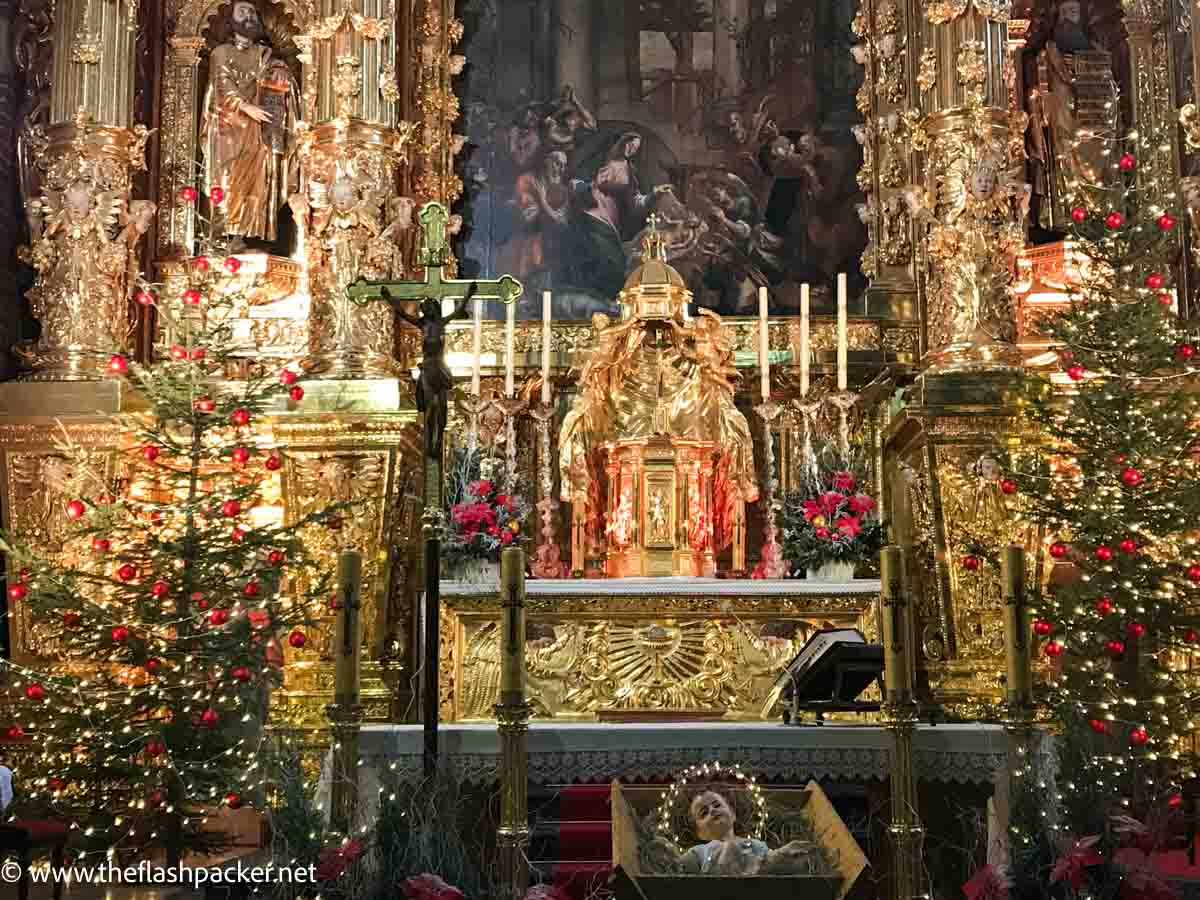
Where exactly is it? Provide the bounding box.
[806,559,857,582]
[448,558,501,585]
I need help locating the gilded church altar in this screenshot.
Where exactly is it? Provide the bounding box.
[2,0,1197,729]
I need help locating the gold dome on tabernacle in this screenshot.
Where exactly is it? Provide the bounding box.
[619,214,691,320]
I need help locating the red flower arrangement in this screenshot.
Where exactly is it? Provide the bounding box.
[780,454,884,576]
[445,457,531,566]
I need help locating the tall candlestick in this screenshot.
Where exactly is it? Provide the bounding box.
[471,294,483,397]
[333,550,363,704]
[499,547,527,700]
[758,285,770,401]
[504,298,516,398]
[1002,546,1031,705]
[837,273,848,391]
[800,283,810,396]
[880,546,911,698]
[541,291,552,404]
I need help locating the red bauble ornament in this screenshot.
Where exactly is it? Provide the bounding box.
[1145,273,1165,289]
[1170,793,1185,809]
[230,408,251,427]
[195,395,216,413]
[48,777,66,791]
[230,527,246,543]
[7,583,27,601]
[1112,453,1128,465]
[268,549,285,566]
[199,709,219,727]
[136,290,155,307]
[146,789,164,807]
[1000,478,1018,495]
[1050,542,1070,559]
[223,257,241,275]
[1119,538,1139,554]
[279,369,298,386]
[327,595,342,612]
[170,345,187,360]
[243,580,261,598]
[1176,344,1196,361]
[288,385,304,402]
[247,610,270,630]
[1033,619,1053,637]
[231,446,251,464]
[109,354,130,374]
[208,608,230,626]
[193,256,210,272]
[1067,364,1086,381]
[180,186,198,203]
[209,186,225,204]
[150,580,170,598]
[1106,639,1126,656]
[145,658,162,673]
[1130,727,1150,745]
[5,726,24,740]
[231,666,252,683]
[265,454,282,472]
[1089,718,1108,734]
[1187,564,1200,582]
[1119,152,1137,171]
[1095,545,1115,562]
[145,739,166,757]
[1159,213,1177,231]
[1070,206,1088,223]
[1121,467,1143,486]
[287,629,307,649]
[1045,641,1065,657]
[117,563,138,581]
[62,611,81,628]
[1188,630,1200,644]
[1127,621,1147,638]
[221,499,242,518]
[142,444,160,462]
[182,288,202,305]
[961,554,981,571]
[224,792,243,809]
[17,569,29,582]
[24,683,45,701]
[111,625,130,643]
[1160,292,1175,307]
[190,347,206,361]
[1105,211,1125,229]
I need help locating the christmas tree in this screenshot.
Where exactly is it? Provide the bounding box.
[1013,130,1200,843]
[1,237,342,863]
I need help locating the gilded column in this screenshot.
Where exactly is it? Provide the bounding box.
[496,547,531,900]
[297,0,416,377]
[16,0,153,379]
[413,0,465,211]
[156,38,206,258]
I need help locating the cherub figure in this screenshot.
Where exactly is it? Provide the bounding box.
[309,176,384,289]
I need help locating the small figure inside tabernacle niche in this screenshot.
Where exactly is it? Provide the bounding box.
[646,790,821,876]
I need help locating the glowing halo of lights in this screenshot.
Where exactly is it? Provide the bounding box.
[653,761,767,854]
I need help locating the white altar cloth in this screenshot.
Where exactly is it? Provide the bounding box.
[356,722,1012,785]
[440,578,882,598]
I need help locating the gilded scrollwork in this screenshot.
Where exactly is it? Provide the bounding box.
[917,47,938,93]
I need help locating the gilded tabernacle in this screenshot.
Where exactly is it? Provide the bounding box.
[559,221,758,577]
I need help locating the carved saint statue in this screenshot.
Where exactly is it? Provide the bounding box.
[200,0,297,250]
[651,790,818,876]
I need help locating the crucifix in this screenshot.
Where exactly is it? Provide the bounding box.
[348,201,524,777]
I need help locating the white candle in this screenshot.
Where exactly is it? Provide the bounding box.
[758,285,770,402]
[471,294,483,397]
[541,291,552,405]
[800,283,810,396]
[504,298,516,398]
[837,273,848,391]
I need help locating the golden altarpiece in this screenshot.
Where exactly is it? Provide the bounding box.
[2,0,1198,730]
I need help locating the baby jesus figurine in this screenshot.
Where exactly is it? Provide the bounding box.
[675,790,816,876]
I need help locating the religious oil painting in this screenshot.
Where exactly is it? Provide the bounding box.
[453,0,867,320]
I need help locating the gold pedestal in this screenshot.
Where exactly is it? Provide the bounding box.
[883,372,1038,712]
[603,439,717,579]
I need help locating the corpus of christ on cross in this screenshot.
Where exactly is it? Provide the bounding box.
[347,200,524,775]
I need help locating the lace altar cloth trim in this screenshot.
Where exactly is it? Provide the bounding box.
[440,577,882,598]
[357,723,1028,785]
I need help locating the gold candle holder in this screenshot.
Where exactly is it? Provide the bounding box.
[496,547,531,899]
[1001,545,1032,709]
[880,545,912,701]
[327,549,364,835]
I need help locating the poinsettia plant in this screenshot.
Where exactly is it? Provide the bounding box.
[444,450,531,566]
[779,442,884,575]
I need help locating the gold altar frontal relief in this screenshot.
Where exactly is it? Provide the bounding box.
[605,440,716,578]
[882,375,1041,714]
[440,583,880,722]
